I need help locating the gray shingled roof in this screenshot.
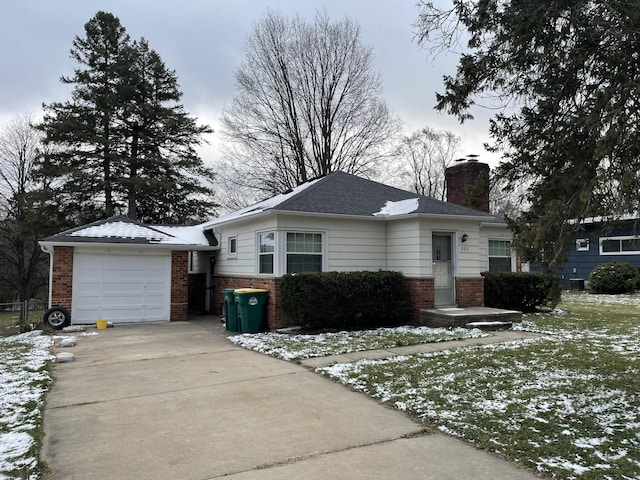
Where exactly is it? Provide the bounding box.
[44,172,503,246]
[267,171,495,217]
[204,171,499,229]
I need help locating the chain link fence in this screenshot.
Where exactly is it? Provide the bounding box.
[0,299,48,333]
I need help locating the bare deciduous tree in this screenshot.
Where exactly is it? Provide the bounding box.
[489,173,528,218]
[0,114,49,313]
[220,9,400,199]
[390,127,460,200]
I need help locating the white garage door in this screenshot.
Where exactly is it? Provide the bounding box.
[72,252,171,324]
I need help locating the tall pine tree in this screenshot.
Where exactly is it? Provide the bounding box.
[37,11,215,225]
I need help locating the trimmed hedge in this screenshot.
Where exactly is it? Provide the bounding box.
[589,262,638,294]
[280,271,410,330]
[482,272,561,312]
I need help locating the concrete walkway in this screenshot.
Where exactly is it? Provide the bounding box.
[42,319,541,480]
[300,329,544,368]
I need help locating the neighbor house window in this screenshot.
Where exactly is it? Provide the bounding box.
[258,232,275,274]
[576,238,589,251]
[488,239,512,272]
[227,235,237,258]
[286,232,323,273]
[600,236,640,255]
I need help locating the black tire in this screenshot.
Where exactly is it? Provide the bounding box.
[43,307,71,330]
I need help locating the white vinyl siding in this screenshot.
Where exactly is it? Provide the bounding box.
[212,214,513,279]
[387,219,424,276]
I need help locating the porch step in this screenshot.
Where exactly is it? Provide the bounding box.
[420,307,522,329]
[464,321,513,331]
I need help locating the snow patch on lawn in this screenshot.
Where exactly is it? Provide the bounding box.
[0,331,53,478]
[229,325,488,360]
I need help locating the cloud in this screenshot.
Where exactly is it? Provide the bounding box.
[0,0,501,168]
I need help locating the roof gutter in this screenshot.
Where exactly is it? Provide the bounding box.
[204,208,498,226]
[37,241,219,251]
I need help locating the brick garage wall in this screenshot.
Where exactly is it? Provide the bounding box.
[455,277,485,307]
[171,251,189,321]
[405,277,435,324]
[214,276,286,330]
[51,246,74,313]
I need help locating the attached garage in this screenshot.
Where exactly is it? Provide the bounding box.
[39,216,219,328]
[72,251,171,324]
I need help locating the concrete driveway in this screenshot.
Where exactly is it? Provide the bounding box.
[42,318,540,479]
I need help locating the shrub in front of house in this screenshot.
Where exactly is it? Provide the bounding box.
[482,272,561,312]
[589,262,638,294]
[280,271,410,331]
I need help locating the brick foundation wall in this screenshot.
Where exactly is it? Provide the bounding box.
[405,277,435,324]
[51,246,74,313]
[455,277,485,307]
[171,251,189,321]
[216,275,438,330]
[213,275,486,330]
[214,276,287,329]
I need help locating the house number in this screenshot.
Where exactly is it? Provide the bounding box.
[460,245,469,252]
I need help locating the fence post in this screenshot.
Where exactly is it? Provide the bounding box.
[18,300,29,332]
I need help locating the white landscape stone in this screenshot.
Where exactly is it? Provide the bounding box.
[62,325,86,333]
[55,352,74,363]
[58,337,77,348]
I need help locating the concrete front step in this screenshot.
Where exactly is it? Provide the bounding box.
[465,321,513,331]
[420,307,522,329]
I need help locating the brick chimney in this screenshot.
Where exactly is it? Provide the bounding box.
[445,160,490,213]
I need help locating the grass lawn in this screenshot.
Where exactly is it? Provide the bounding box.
[229,325,489,360]
[318,293,640,480]
[0,310,45,338]
[231,292,640,479]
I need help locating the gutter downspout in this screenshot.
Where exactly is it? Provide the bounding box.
[40,244,54,309]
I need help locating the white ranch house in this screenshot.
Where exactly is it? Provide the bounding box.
[40,161,514,329]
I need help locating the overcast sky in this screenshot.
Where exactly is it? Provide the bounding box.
[1,0,500,168]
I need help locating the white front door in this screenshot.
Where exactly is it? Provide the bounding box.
[72,252,171,324]
[432,234,455,306]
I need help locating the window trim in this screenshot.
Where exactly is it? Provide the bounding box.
[488,238,514,272]
[285,231,324,273]
[576,238,589,251]
[227,235,237,259]
[257,231,275,275]
[256,229,327,276]
[599,235,640,256]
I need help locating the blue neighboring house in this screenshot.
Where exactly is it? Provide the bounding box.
[557,215,640,290]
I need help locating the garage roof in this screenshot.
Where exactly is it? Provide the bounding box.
[41,216,218,248]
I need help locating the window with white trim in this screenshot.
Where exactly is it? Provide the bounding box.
[599,236,640,255]
[488,239,512,272]
[258,231,275,274]
[576,238,589,251]
[286,232,323,273]
[227,235,237,258]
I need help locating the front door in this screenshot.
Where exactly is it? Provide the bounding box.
[432,234,455,306]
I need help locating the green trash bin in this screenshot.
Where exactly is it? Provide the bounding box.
[234,288,268,333]
[222,288,239,332]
